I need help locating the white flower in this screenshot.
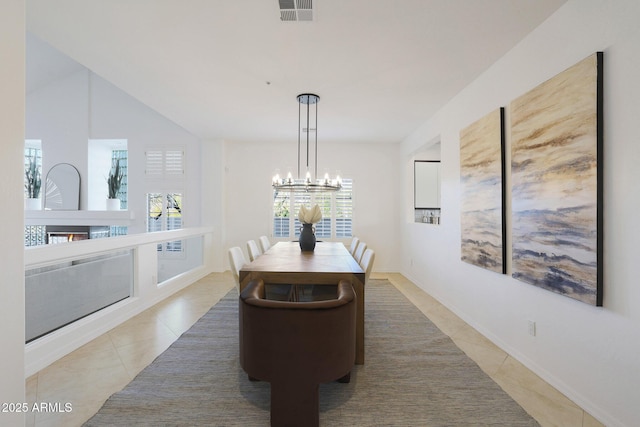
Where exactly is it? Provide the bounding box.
[298,204,322,224]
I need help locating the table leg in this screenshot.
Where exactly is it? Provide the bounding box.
[352,276,365,365]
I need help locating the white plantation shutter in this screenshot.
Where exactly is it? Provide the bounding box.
[335,179,353,237]
[145,150,164,177]
[313,191,331,238]
[165,150,184,176]
[145,148,184,178]
[273,191,290,238]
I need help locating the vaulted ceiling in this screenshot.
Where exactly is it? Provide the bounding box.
[26,0,567,144]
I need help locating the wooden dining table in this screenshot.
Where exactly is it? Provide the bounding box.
[239,241,366,364]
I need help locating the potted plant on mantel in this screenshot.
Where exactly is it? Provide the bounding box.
[106,159,123,210]
[25,155,42,210]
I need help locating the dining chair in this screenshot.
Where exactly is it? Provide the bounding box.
[246,240,262,262]
[348,237,360,256]
[360,248,375,284]
[228,246,247,293]
[245,240,291,301]
[353,241,367,265]
[240,278,356,427]
[259,235,271,253]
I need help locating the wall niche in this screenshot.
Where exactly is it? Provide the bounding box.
[413,140,441,224]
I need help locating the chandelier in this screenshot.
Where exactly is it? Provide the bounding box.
[272,93,342,193]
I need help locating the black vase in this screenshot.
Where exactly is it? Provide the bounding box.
[299,223,316,252]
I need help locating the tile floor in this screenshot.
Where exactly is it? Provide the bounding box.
[25,272,604,427]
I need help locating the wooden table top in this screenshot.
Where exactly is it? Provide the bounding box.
[240,241,364,275]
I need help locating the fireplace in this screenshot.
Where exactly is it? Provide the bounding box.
[45,226,110,244]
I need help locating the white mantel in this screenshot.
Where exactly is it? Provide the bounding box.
[25,210,133,227]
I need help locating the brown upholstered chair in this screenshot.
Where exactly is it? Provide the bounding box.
[239,279,356,427]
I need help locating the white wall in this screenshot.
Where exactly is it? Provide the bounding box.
[0,1,26,424]
[201,139,226,272]
[26,63,202,234]
[400,1,640,426]
[223,140,400,272]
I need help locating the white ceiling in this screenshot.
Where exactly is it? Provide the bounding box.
[26,0,567,145]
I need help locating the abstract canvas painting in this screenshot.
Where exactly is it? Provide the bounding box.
[511,52,603,306]
[460,108,505,274]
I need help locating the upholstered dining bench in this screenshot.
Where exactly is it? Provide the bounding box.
[239,279,356,427]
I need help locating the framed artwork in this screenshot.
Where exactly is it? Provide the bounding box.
[511,52,603,306]
[460,107,506,274]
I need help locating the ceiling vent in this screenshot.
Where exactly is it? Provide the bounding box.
[279,0,313,22]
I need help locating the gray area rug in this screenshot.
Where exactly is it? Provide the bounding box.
[85,279,539,426]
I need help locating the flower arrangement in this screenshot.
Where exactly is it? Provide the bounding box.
[298,204,322,224]
[107,159,124,199]
[25,155,42,199]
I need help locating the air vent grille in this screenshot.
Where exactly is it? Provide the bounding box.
[279,0,313,22]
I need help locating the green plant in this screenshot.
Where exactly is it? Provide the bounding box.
[25,155,41,198]
[107,159,124,199]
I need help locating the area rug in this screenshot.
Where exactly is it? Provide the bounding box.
[85,279,538,426]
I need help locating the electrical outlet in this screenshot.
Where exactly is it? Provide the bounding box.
[528,320,536,337]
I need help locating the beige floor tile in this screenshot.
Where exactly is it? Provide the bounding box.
[107,309,178,349]
[583,411,606,427]
[113,330,179,379]
[34,346,130,426]
[448,324,509,376]
[26,374,38,403]
[25,375,38,427]
[493,356,584,427]
[32,399,104,427]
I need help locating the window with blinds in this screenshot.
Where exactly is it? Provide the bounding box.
[145,147,185,253]
[272,178,353,239]
[335,178,353,237]
[147,193,183,252]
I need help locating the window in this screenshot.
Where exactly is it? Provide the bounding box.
[24,141,45,247]
[24,143,42,199]
[111,150,128,209]
[272,178,353,238]
[145,147,185,252]
[147,193,183,252]
[87,139,127,211]
[335,178,353,237]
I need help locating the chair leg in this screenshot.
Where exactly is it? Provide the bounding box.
[270,381,319,427]
[337,371,351,383]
